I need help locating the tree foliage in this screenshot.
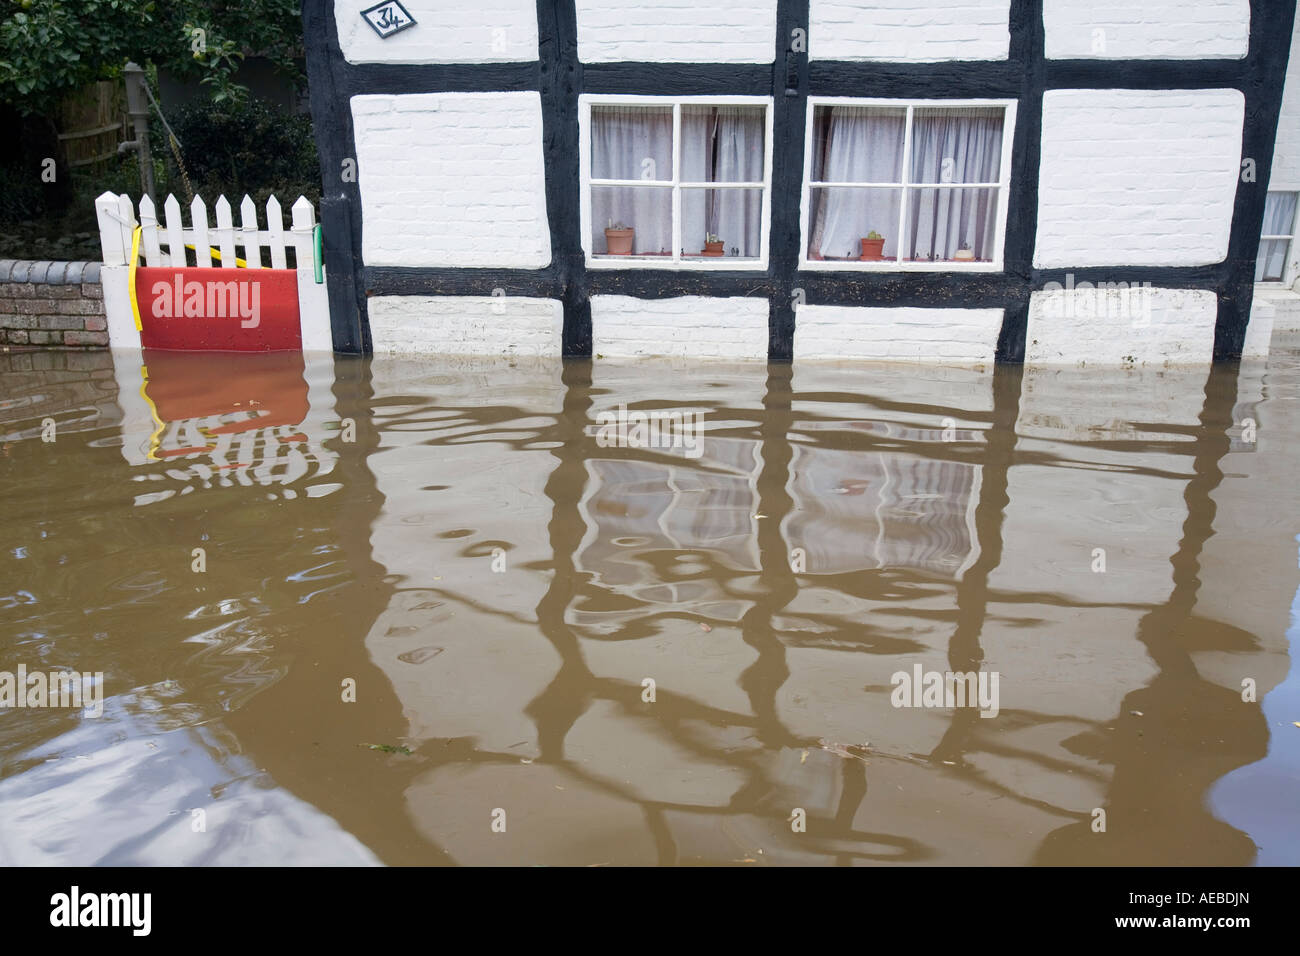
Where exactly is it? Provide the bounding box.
[162,96,320,207]
[0,0,304,115]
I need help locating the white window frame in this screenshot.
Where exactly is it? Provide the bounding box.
[579,93,774,271]
[799,97,1017,273]
[1256,188,1300,287]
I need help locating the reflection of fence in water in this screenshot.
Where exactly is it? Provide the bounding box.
[120,350,340,506]
[135,419,337,501]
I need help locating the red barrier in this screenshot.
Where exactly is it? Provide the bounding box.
[134,267,302,351]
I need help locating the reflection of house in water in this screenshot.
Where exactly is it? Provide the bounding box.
[572,413,981,631]
[786,421,980,579]
[113,350,341,505]
[575,432,761,621]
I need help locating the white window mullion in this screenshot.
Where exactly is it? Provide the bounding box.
[763,99,774,262]
[1287,195,1300,287]
[579,98,592,262]
[671,102,682,264]
[992,100,1017,270]
[897,105,913,265]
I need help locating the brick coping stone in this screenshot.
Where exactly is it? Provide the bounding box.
[0,260,102,285]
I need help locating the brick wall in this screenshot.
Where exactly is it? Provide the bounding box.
[1271,12,1300,189]
[335,0,539,64]
[794,305,1004,364]
[351,92,552,269]
[809,0,1011,62]
[1043,0,1250,60]
[591,295,769,359]
[1034,89,1244,269]
[1025,287,1219,365]
[575,0,777,63]
[367,295,563,355]
[0,261,107,348]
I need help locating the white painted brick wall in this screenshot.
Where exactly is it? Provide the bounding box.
[1270,12,1300,190]
[1025,287,1218,365]
[1242,296,1275,357]
[810,0,1010,61]
[575,0,776,63]
[1253,288,1300,332]
[793,305,1003,364]
[335,0,538,63]
[591,296,769,359]
[368,296,563,356]
[1035,89,1244,269]
[351,93,552,269]
[1043,0,1249,60]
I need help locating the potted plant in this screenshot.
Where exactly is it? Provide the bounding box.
[604,220,634,256]
[703,233,725,257]
[860,231,885,260]
[953,243,975,261]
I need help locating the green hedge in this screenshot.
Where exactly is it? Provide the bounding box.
[156,97,320,209]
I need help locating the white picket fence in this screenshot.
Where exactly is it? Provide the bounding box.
[94,191,331,351]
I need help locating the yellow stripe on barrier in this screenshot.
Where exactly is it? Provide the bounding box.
[185,244,248,268]
[138,363,167,462]
[128,226,143,332]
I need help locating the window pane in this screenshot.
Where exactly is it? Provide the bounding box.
[810,106,906,184]
[807,186,901,260]
[591,105,673,181]
[681,187,763,258]
[591,185,673,257]
[903,187,999,262]
[681,106,766,184]
[1256,239,1290,281]
[909,107,1004,185]
[1262,191,1298,236]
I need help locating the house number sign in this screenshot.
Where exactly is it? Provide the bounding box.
[361,1,417,39]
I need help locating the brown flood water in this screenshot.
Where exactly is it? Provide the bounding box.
[1,342,1298,866]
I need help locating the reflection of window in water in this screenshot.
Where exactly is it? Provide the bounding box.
[787,425,979,578]
[576,436,762,607]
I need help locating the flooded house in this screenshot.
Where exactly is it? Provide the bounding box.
[9,2,1300,877]
[304,1,1299,365]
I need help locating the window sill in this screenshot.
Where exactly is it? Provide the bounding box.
[799,257,1003,273]
[587,254,769,271]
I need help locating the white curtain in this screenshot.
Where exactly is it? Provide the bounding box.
[811,107,905,259]
[591,106,673,255]
[592,104,763,257]
[1256,192,1297,281]
[809,106,1003,262]
[906,108,1002,261]
[682,106,764,257]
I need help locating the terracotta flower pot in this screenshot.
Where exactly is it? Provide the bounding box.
[860,237,885,260]
[703,240,725,257]
[605,228,634,255]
